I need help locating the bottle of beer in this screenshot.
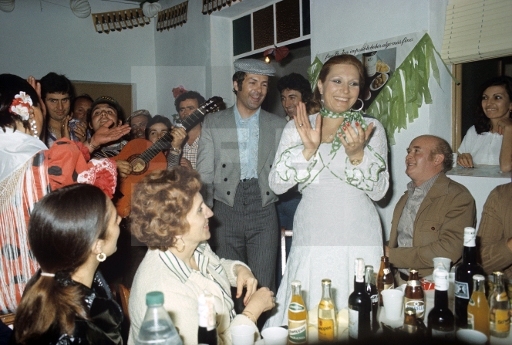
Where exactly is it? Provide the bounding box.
[377,256,394,306]
[467,274,489,339]
[318,279,337,342]
[288,280,308,344]
[428,269,455,340]
[489,271,510,338]
[198,291,217,345]
[364,265,379,333]
[404,269,425,320]
[348,259,371,343]
[454,227,485,328]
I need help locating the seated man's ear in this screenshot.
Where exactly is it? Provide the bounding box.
[434,153,444,166]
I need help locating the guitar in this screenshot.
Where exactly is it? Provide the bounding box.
[115,96,223,217]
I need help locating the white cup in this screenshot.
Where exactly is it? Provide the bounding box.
[456,329,487,344]
[381,289,404,320]
[433,257,451,272]
[231,325,255,345]
[261,327,288,345]
[452,153,458,168]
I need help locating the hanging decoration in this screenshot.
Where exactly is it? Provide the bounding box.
[92,8,150,34]
[141,0,161,18]
[263,45,290,63]
[156,1,188,31]
[0,0,15,13]
[202,0,237,15]
[70,0,90,18]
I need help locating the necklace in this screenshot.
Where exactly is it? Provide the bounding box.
[320,108,368,154]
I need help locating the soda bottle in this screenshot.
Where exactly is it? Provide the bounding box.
[198,291,217,345]
[318,279,337,342]
[454,227,485,328]
[288,280,307,344]
[404,269,425,320]
[467,274,489,339]
[489,271,510,338]
[364,265,379,333]
[427,269,455,340]
[137,291,183,345]
[377,256,394,306]
[348,258,371,343]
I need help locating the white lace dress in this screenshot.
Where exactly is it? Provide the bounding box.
[264,114,389,328]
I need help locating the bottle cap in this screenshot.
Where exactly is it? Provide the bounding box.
[463,227,477,247]
[146,291,164,306]
[472,274,485,282]
[433,269,449,291]
[291,280,302,287]
[321,278,332,285]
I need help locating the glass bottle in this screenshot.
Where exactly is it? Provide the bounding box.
[348,259,371,343]
[318,279,337,342]
[377,256,394,306]
[137,291,183,345]
[404,269,425,320]
[288,280,308,344]
[365,265,379,333]
[467,274,489,339]
[198,291,217,345]
[455,227,486,328]
[403,307,418,334]
[489,271,511,338]
[427,269,455,340]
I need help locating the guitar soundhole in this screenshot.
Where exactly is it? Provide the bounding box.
[129,155,148,175]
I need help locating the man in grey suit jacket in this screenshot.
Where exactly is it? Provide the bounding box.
[385,135,476,279]
[197,59,286,294]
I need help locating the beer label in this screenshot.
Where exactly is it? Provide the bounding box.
[404,298,425,319]
[318,318,335,341]
[496,292,509,302]
[383,283,394,290]
[383,268,391,275]
[289,302,306,312]
[288,320,307,344]
[431,328,455,340]
[454,281,470,299]
[494,309,511,333]
[348,309,359,339]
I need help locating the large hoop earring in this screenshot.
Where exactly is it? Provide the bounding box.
[96,252,106,262]
[351,98,364,112]
[175,238,185,253]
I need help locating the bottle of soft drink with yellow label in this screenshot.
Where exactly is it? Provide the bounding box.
[318,279,337,342]
[489,271,510,338]
[288,280,307,344]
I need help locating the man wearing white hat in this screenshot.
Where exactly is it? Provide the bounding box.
[197,59,286,296]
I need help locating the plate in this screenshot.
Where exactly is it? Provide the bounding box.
[370,73,389,91]
[376,60,391,74]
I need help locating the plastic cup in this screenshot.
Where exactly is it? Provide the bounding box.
[231,325,255,345]
[261,327,288,345]
[381,289,404,320]
[456,329,487,344]
[433,257,451,272]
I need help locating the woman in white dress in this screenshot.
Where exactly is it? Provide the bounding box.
[458,75,512,172]
[264,55,389,327]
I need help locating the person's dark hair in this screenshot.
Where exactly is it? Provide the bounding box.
[310,55,365,114]
[174,91,205,113]
[130,167,202,251]
[474,75,512,134]
[277,73,313,103]
[40,72,75,101]
[429,135,453,172]
[0,73,41,132]
[145,115,173,139]
[14,184,109,343]
[232,71,247,95]
[71,94,93,111]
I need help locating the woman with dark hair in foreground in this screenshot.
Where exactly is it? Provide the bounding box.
[11,184,123,345]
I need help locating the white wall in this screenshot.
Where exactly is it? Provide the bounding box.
[0,0,157,113]
[0,0,453,238]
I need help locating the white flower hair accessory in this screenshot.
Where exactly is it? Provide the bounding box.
[10,91,33,121]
